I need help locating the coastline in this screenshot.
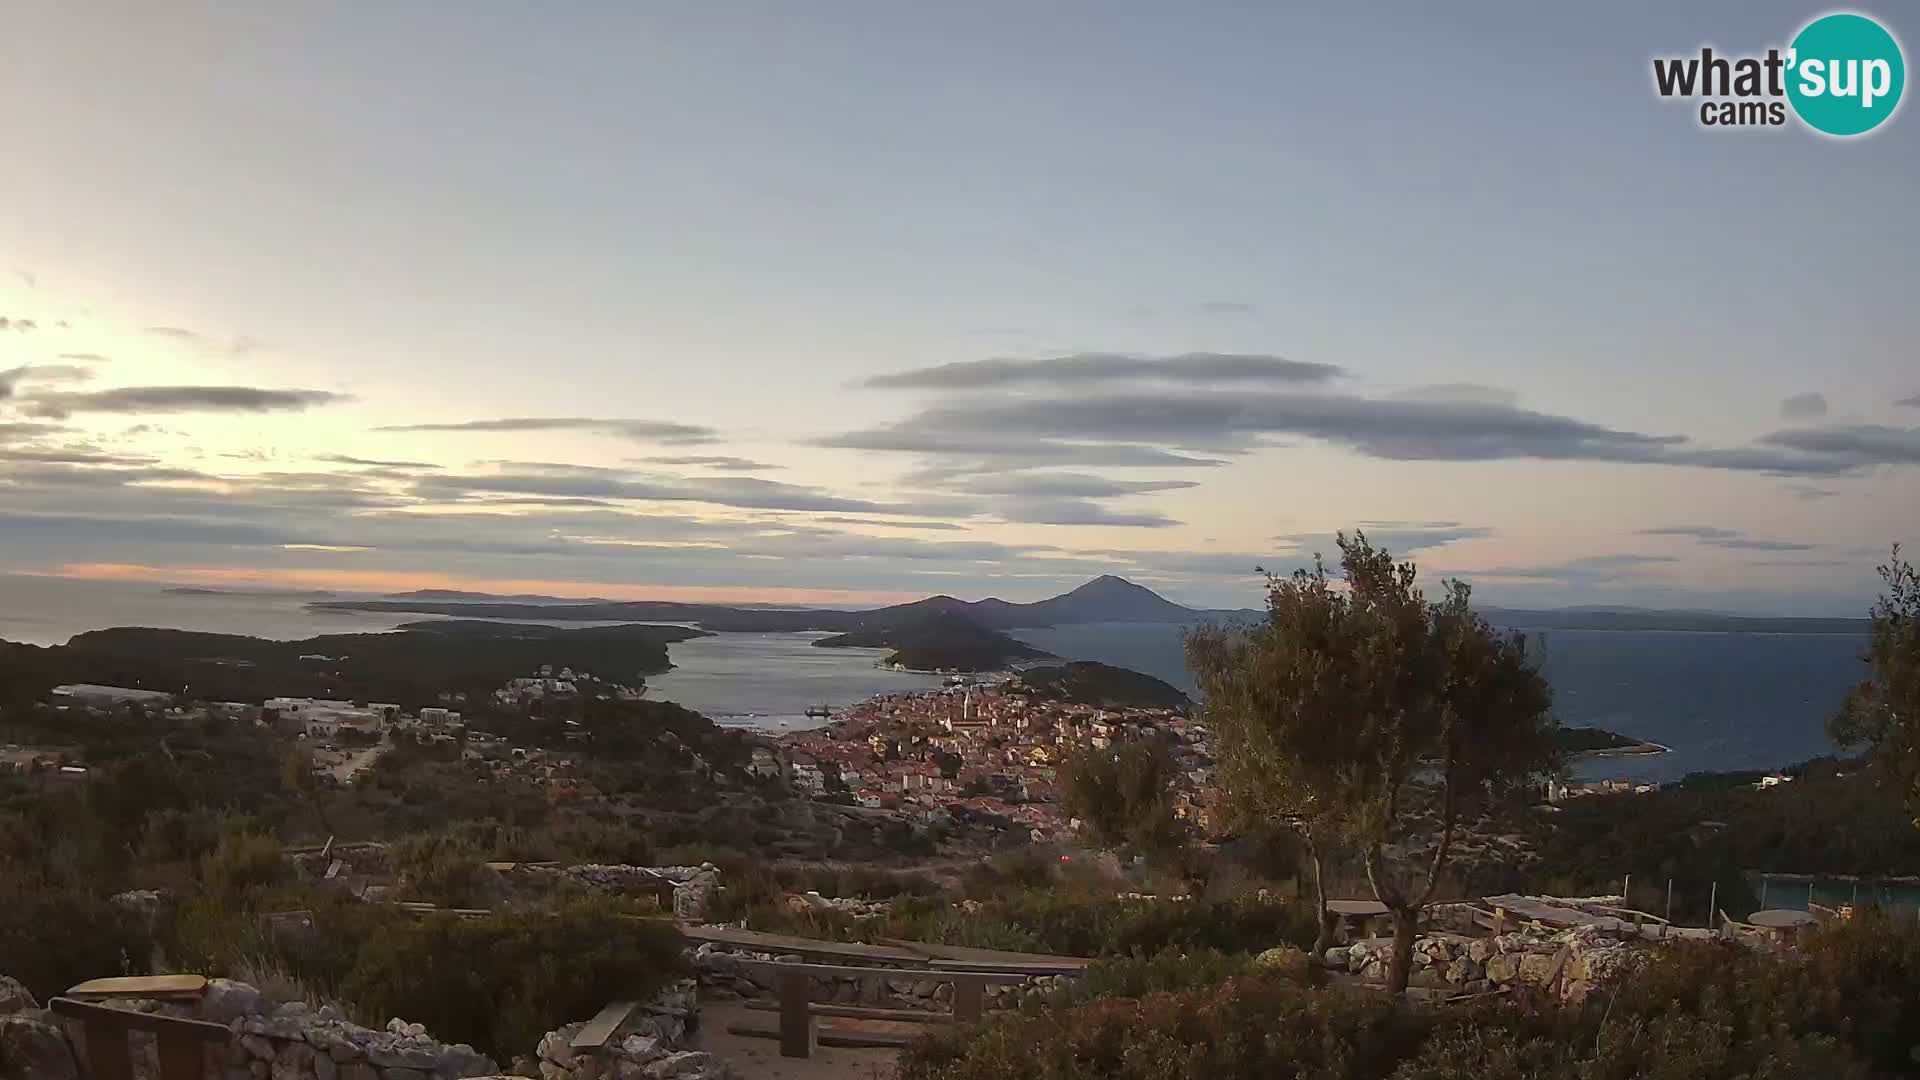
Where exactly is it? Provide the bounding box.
[1571,740,1671,760]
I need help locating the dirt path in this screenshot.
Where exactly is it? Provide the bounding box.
[331,742,388,783]
[693,1002,912,1080]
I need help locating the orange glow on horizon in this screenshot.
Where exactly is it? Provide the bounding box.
[44,562,925,607]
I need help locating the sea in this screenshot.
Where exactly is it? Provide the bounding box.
[0,575,1873,783]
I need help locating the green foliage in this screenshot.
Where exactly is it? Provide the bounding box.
[1503,758,1920,920]
[389,833,496,909]
[339,898,686,1060]
[1830,546,1920,826]
[201,831,288,899]
[903,913,1920,1080]
[891,892,1318,959]
[1187,530,1559,989]
[901,975,1427,1080]
[0,874,149,1000]
[1061,740,1186,853]
[1050,948,1259,1006]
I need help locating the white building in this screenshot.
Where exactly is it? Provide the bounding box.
[51,684,174,707]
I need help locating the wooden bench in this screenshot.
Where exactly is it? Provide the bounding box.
[568,1000,640,1052]
[50,997,232,1080]
[727,960,1033,1059]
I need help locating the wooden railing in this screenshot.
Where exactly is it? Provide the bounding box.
[50,997,231,1080]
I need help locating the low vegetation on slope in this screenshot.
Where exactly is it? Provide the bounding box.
[1017,660,1191,709]
[901,914,1920,1080]
[813,611,1053,672]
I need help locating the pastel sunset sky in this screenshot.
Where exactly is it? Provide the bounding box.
[2,1,1915,612]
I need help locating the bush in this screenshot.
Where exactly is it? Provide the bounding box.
[901,975,1427,1080]
[0,875,150,1000]
[339,898,686,1060]
[903,912,1920,1080]
[1048,948,1258,1007]
[893,892,1317,959]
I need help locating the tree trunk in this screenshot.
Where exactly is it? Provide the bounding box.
[1385,906,1418,993]
[1308,843,1334,958]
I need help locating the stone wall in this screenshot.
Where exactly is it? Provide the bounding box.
[531,982,729,1080]
[500,864,721,922]
[0,976,496,1080]
[690,942,1076,1012]
[1326,924,1648,1002]
[0,975,731,1080]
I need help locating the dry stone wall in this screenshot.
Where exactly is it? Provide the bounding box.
[690,941,1075,1012]
[1327,924,1649,1002]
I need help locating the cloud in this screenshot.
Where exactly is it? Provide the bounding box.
[58,353,112,363]
[860,352,1344,390]
[814,429,1227,468]
[413,469,981,518]
[1270,522,1494,556]
[1196,301,1258,315]
[20,386,346,419]
[374,417,718,444]
[1898,394,1920,408]
[1637,525,1819,552]
[806,516,966,531]
[997,499,1180,528]
[1385,383,1522,408]
[0,317,38,333]
[1464,553,1680,584]
[0,365,96,398]
[948,472,1200,499]
[898,390,1686,463]
[1755,424,1920,466]
[1789,485,1840,501]
[845,387,1918,476]
[633,455,780,471]
[143,326,264,357]
[1780,392,1829,419]
[315,454,442,470]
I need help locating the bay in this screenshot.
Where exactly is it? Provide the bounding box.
[1014,622,1871,784]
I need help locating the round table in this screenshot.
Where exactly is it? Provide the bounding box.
[1747,909,1819,932]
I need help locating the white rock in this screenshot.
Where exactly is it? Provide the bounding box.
[644,1051,717,1079]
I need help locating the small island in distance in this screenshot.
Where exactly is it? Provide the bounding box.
[813,611,1054,672]
[167,586,338,599]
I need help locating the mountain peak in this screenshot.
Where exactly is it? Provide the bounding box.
[1071,574,1149,594]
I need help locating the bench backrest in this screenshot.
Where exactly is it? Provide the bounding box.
[51,997,232,1080]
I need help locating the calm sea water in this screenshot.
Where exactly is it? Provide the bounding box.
[0,577,1872,780]
[0,575,946,729]
[642,632,949,729]
[1014,622,1871,784]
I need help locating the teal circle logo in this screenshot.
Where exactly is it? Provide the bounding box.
[1787,13,1905,136]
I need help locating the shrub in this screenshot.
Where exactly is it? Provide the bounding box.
[0,875,150,1000]
[1048,948,1256,1007]
[901,975,1428,1080]
[339,898,685,1060]
[904,911,1920,1080]
[200,831,288,899]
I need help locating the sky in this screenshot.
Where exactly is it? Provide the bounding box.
[0,1,1915,614]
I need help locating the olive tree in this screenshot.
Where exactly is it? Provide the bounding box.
[1830,546,1920,826]
[1188,532,1558,991]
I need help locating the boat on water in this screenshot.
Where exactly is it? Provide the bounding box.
[803,705,831,718]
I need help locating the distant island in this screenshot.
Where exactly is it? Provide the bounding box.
[166,587,338,598]
[313,575,1873,637]
[1016,660,1191,710]
[0,621,706,709]
[1555,725,1668,758]
[310,575,1255,632]
[813,612,1052,673]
